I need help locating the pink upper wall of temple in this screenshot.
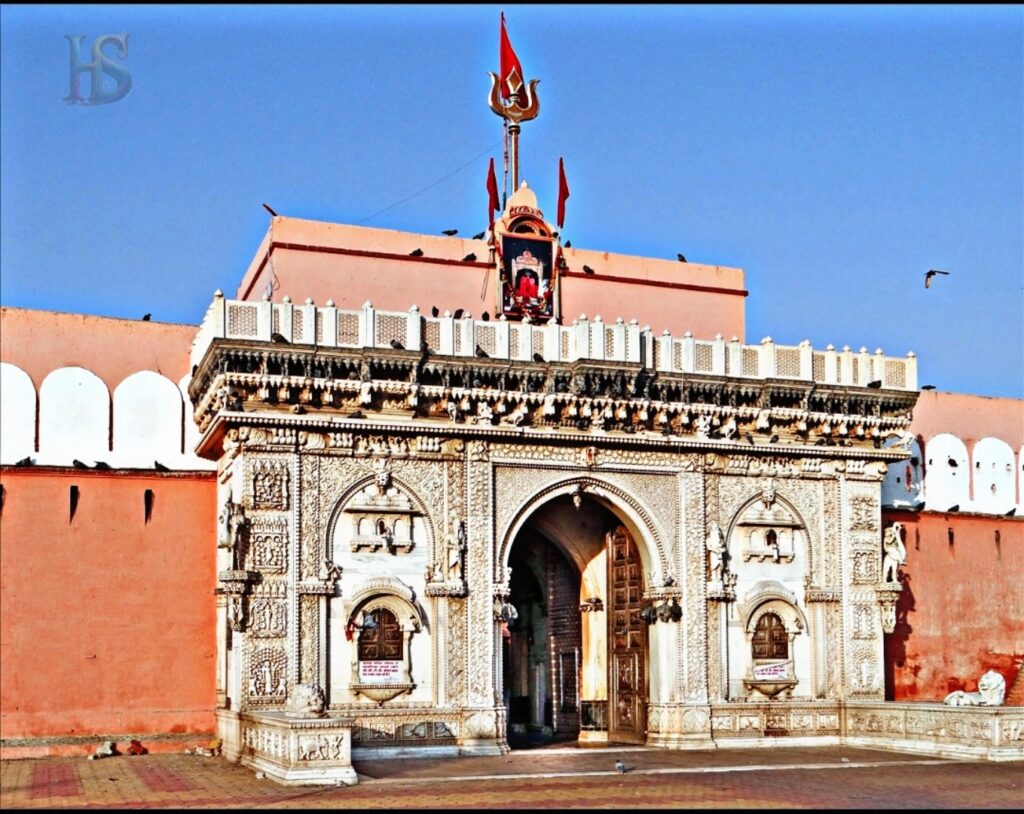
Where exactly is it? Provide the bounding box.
[234,217,748,341]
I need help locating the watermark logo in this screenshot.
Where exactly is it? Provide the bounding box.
[64,34,132,105]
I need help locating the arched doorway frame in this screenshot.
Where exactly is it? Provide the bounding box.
[495,475,669,746]
[496,476,669,584]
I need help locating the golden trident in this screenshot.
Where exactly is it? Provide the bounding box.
[487,69,540,192]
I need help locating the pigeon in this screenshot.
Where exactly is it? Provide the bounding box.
[745,433,755,445]
[409,248,424,257]
[93,461,112,470]
[348,410,365,419]
[270,332,289,344]
[262,202,278,217]
[142,313,151,321]
[912,501,926,512]
[441,229,458,236]
[948,504,960,512]
[947,457,958,468]
[582,264,596,275]
[389,339,405,350]
[921,384,936,390]
[72,459,89,469]
[481,311,490,321]
[1006,508,1016,516]
[154,460,170,472]
[533,352,545,363]
[431,306,439,317]
[770,434,779,444]
[615,758,626,774]
[452,308,465,319]
[472,231,485,240]
[564,240,572,248]
[291,405,306,415]
[867,379,881,389]
[14,456,34,467]
[464,253,477,262]
[475,345,489,358]
[924,269,949,289]
[677,253,687,262]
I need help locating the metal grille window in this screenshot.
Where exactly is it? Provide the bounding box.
[752,612,788,660]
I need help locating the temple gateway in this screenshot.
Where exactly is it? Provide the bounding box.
[190,192,925,784]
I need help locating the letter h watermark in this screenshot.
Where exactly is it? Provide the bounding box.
[64,34,132,105]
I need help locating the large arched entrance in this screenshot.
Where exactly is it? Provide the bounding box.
[501,490,649,748]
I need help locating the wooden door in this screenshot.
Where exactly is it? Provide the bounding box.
[607,526,647,744]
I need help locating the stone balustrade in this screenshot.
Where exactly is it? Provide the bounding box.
[191,293,917,391]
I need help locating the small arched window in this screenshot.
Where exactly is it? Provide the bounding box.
[752,612,788,660]
[357,608,402,661]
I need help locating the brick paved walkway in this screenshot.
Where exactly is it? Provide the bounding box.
[2,745,1022,808]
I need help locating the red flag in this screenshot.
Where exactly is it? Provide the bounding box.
[557,157,570,228]
[487,157,500,226]
[499,13,524,99]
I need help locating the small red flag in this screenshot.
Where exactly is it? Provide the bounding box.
[487,157,500,227]
[557,157,570,228]
[499,13,524,99]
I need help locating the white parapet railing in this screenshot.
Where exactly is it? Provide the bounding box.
[190,294,918,391]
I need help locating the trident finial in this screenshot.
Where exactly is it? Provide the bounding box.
[488,15,540,191]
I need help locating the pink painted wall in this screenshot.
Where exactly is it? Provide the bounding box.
[883,510,1024,702]
[235,217,747,341]
[0,468,217,755]
[911,390,1024,449]
[0,307,196,389]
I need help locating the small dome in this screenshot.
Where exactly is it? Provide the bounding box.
[505,181,543,219]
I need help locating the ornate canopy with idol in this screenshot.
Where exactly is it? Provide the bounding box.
[492,182,562,323]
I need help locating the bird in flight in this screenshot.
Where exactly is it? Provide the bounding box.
[925,269,950,289]
[441,229,458,236]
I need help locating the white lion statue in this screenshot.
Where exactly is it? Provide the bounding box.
[286,682,327,717]
[943,670,1006,706]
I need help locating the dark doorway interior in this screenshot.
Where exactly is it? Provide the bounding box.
[505,534,582,749]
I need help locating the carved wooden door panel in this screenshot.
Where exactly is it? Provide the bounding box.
[607,526,647,744]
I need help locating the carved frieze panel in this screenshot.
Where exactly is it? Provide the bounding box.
[248,646,288,702]
[250,458,290,510]
[249,598,287,638]
[297,733,347,761]
[848,494,877,533]
[851,550,879,585]
[300,595,319,684]
[852,604,874,639]
[243,726,287,760]
[248,518,289,572]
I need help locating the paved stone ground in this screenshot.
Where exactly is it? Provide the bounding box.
[2,745,1022,809]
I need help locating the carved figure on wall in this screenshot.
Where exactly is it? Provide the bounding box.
[881,522,906,584]
[446,513,466,582]
[218,498,248,569]
[695,413,713,439]
[706,521,728,583]
[943,670,1006,706]
[372,457,392,496]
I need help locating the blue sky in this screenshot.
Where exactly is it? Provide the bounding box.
[2,4,1021,398]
